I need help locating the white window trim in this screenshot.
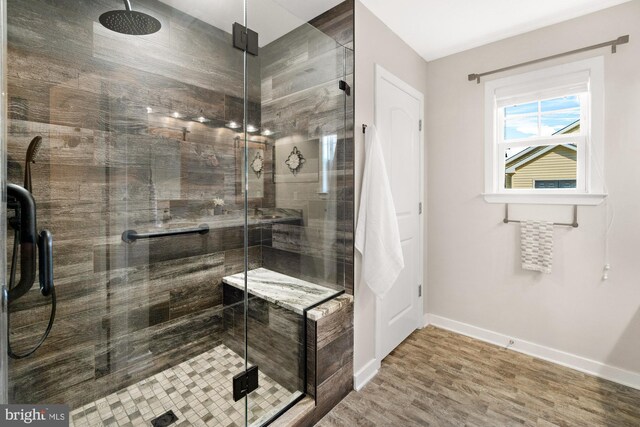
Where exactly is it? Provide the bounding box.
[483,57,606,206]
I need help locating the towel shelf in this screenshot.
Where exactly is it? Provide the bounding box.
[503,204,578,228]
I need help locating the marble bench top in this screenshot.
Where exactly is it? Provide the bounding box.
[306,293,353,321]
[222,268,342,316]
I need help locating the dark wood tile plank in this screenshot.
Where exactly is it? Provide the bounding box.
[316,296,353,350]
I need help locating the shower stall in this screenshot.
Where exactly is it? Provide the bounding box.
[0,0,354,425]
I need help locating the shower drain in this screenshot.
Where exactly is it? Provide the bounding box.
[151,410,179,427]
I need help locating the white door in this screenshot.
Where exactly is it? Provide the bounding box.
[374,65,424,360]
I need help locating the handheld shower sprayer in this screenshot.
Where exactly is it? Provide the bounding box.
[24,135,42,193]
[6,135,55,359]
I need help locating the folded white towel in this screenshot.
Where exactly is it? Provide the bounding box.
[355,124,405,297]
[521,220,554,274]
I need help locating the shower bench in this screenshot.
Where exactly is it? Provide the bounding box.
[221,267,353,420]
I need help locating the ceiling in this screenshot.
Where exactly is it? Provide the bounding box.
[158,0,343,46]
[359,0,632,61]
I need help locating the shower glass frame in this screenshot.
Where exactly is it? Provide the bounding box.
[0,0,8,405]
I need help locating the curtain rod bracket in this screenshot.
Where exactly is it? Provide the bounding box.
[468,73,480,84]
[612,35,630,53]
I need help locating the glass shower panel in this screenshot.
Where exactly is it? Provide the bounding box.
[242,0,351,423]
[251,7,349,298]
[2,0,254,426]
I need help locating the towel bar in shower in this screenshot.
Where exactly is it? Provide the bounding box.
[122,224,209,243]
[503,204,578,228]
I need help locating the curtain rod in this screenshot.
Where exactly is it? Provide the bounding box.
[468,35,629,84]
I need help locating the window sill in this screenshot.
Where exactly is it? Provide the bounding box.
[483,192,607,206]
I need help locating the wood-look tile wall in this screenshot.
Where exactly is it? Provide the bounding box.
[261,0,355,295]
[6,0,269,409]
[273,296,354,427]
[222,285,306,394]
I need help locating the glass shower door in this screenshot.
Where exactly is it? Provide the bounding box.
[242,1,351,424]
[0,0,256,425]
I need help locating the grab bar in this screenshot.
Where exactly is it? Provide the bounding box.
[122,224,209,243]
[503,204,578,228]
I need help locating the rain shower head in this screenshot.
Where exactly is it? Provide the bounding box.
[99,0,161,35]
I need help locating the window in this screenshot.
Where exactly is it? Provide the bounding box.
[483,57,606,205]
[320,134,337,194]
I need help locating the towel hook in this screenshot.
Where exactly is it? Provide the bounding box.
[362,124,367,134]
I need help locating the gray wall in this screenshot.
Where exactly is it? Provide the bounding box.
[353,0,429,387]
[426,1,640,379]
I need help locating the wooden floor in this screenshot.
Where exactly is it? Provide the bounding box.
[317,326,640,426]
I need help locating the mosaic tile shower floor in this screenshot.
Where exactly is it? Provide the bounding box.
[69,345,299,427]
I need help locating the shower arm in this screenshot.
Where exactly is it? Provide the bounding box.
[123,0,132,11]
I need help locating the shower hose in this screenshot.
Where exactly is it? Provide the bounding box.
[7,226,56,359]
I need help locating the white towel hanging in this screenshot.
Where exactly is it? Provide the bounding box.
[355,124,405,297]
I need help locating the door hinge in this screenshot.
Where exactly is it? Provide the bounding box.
[419,202,423,214]
[339,80,351,96]
[232,366,259,401]
[419,119,422,131]
[232,23,259,56]
[418,285,422,297]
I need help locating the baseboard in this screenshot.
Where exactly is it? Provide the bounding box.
[427,313,640,391]
[353,358,380,391]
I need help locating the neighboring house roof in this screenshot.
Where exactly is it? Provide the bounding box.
[505,119,580,173]
[554,120,580,135]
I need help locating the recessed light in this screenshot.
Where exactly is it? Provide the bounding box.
[261,129,274,136]
[146,107,153,114]
[247,125,259,133]
[226,121,241,129]
[194,116,209,123]
[172,112,181,119]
